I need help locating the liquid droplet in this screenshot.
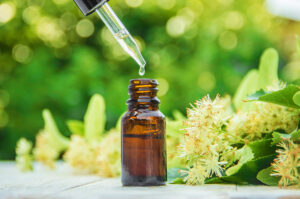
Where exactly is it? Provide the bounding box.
[139,64,145,76]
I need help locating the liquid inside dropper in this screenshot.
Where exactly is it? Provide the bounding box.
[95,3,146,76]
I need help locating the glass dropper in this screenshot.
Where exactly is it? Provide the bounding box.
[95,3,146,76]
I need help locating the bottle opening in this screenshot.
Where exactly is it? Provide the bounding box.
[129,79,158,86]
[127,79,160,108]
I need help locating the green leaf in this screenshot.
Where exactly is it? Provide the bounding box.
[257,167,280,186]
[293,91,300,107]
[167,168,187,184]
[272,132,288,145]
[226,146,254,176]
[247,85,300,109]
[67,120,84,136]
[42,109,69,151]
[233,69,259,111]
[206,155,275,185]
[272,130,300,145]
[172,110,185,120]
[205,177,229,184]
[84,94,106,144]
[226,139,275,176]
[248,139,276,159]
[258,48,279,89]
[292,130,300,140]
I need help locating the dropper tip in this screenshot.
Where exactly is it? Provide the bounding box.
[139,65,145,76]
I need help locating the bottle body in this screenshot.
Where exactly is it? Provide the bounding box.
[121,79,167,186]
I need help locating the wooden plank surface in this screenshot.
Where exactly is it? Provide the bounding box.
[1,161,300,199]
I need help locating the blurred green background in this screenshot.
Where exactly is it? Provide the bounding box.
[0,0,300,159]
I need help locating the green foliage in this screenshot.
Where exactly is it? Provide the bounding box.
[207,155,276,185]
[233,69,259,111]
[84,94,106,144]
[272,130,300,145]
[174,136,280,185]
[248,139,276,159]
[67,120,84,136]
[257,167,280,186]
[225,139,276,177]
[42,109,70,152]
[222,139,276,184]
[233,48,280,111]
[247,85,300,109]
[225,146,254,176]
[293,91,300,107]
[258,48,279,89]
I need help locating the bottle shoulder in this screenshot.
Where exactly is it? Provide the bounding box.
[122,109,165,120]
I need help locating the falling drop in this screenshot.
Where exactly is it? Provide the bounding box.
[139,64,145,76]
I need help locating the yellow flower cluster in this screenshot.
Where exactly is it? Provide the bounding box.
[33,130,60,169]
[228,102,300,141]
[96,130,121,177]
[272,140,300,187]
[63,130,121,177]
[63,135,99,174]
[182,93,300,185]
[15,138,33,172]
[182,95,235,184]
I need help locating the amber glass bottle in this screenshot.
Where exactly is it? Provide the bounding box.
[121,79,167,186]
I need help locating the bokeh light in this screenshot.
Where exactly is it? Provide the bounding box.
[76,19,95,38]
[35,17,67,48]
[156,0,176,10]
[157,78,169,97]
[0,2,16,24]
[52,0,70,5]
[197,71,216,92]
[125,0,143,8]
[22,6,40,25]
[218,31,238,50]
[224,11,244,30]
[166,16,186,37]
[12,44,32,63]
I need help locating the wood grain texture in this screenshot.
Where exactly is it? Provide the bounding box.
[1,162,300,199]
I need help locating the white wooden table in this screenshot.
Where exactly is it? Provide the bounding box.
[1,161,300,199]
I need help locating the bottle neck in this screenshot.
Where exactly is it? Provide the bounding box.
[127,79,160,111]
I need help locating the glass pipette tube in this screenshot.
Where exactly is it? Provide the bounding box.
[96,3,146,76]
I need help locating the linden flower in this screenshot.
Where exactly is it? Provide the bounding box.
[33,110,70,169]
[229,83,300,142]
[182,95,235,184]
[16,138,32,155]
[15,138,33,172]
[34,130,59,169]
[228,102,300,141]
[96,130,121,177]
[64,131,121,177]
[63,135,99,174]
[272,139,300,187]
